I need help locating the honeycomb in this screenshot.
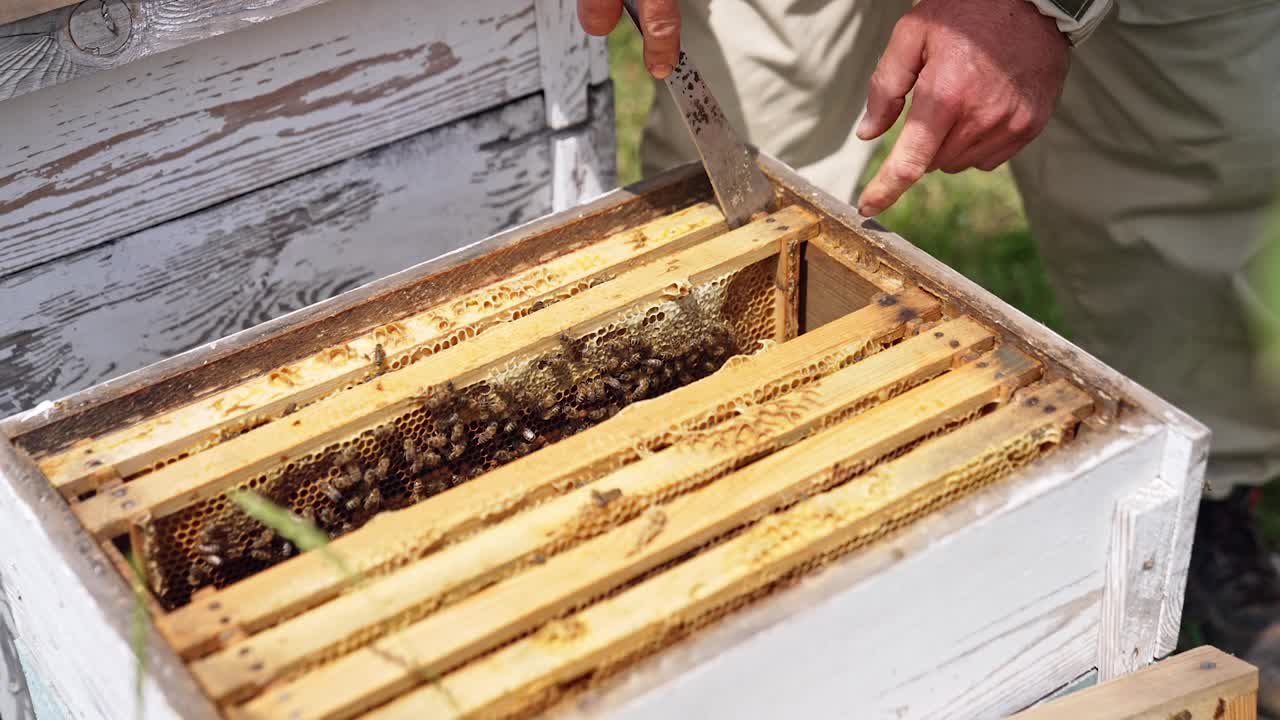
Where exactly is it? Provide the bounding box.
[144,257,780,609]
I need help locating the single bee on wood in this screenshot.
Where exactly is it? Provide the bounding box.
[372,343,387,375]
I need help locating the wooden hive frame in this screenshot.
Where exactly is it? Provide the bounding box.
[0,157,1209,720]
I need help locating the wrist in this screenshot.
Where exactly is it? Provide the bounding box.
[1022,0,1113,45]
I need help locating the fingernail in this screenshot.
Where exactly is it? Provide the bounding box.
[856,115,875,140]
[651,64,673,79]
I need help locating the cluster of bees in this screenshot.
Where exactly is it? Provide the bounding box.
[171,306,743,604]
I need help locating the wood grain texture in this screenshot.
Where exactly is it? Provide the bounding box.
[360,381,1092,720]
[1154,427,1210,657]
[0,86,615,419]
[1012,646,1257,720]
[0,0,543,276]
[158,290,936,661]
[534,0,589,129]
[1098,480,1180,681]
[0,437,221,720]
[194,319,1002,707]
[71,208,815,539]
[547,419,1167,720]
[0,0,75,26]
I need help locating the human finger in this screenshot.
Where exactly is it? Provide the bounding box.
[856,15,926,142]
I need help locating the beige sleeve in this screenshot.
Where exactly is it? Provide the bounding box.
[1022,0,1115,45]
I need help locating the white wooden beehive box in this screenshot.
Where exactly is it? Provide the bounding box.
[0,146,1208,719]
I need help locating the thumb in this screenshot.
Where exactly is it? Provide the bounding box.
[857,15,926,141]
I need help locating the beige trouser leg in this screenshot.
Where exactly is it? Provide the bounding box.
[1009,2,1280,497]
[640,0,910,204]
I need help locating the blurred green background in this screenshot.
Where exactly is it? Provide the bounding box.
[605,19,1280,620]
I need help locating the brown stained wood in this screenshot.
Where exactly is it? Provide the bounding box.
[226,339,1033,719]
[158,287,939,661]
[192,317,1001,705]
[801,238,884,331]
[71,207,818,540]
[348,380,1093,720]
[36,202,727,498]
[773,234,802,343]
[1011,646,1257,720]
[0,0,544,276]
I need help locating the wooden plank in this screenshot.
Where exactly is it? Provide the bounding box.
[0,0,74,26]
[580,425,1165,719]
[775,234,802,342]
[0,0,543,276]
[225,340,1033,718]
[0,439,221,720]
[801,238,884,331]
[71,207,817,539]
[33,196,725,498]
[4,88,654,456]
[194,318,1004,705]
[1154,428,1210,657]
[351,380,1093,720]
[1098,480,1180,681]
[534,0,590,129]
[0,0,344,100]
[158,286,939,660]
[1012,646,1257,720]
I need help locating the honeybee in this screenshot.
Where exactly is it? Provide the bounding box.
[374,457,390,480]
[321,481,344,503]
[423,450,441,468]
[476,423,498,444]
[250,548,272,562]
[403,438,418,463]
[345,496,362,512]
[364,488,382,512]
[448,443,466,461]
[373,343,387,375]
[197,542,220,555]
[521,428,537,442]
[332,472,357,491]
[205,554,224,568]
[559,333,583,362]
[602,376,625,395]
[450,423,466,443]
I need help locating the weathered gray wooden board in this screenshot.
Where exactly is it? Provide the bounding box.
[0,0,342,101]
[0,85,617,416]
[0,0,544,276]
